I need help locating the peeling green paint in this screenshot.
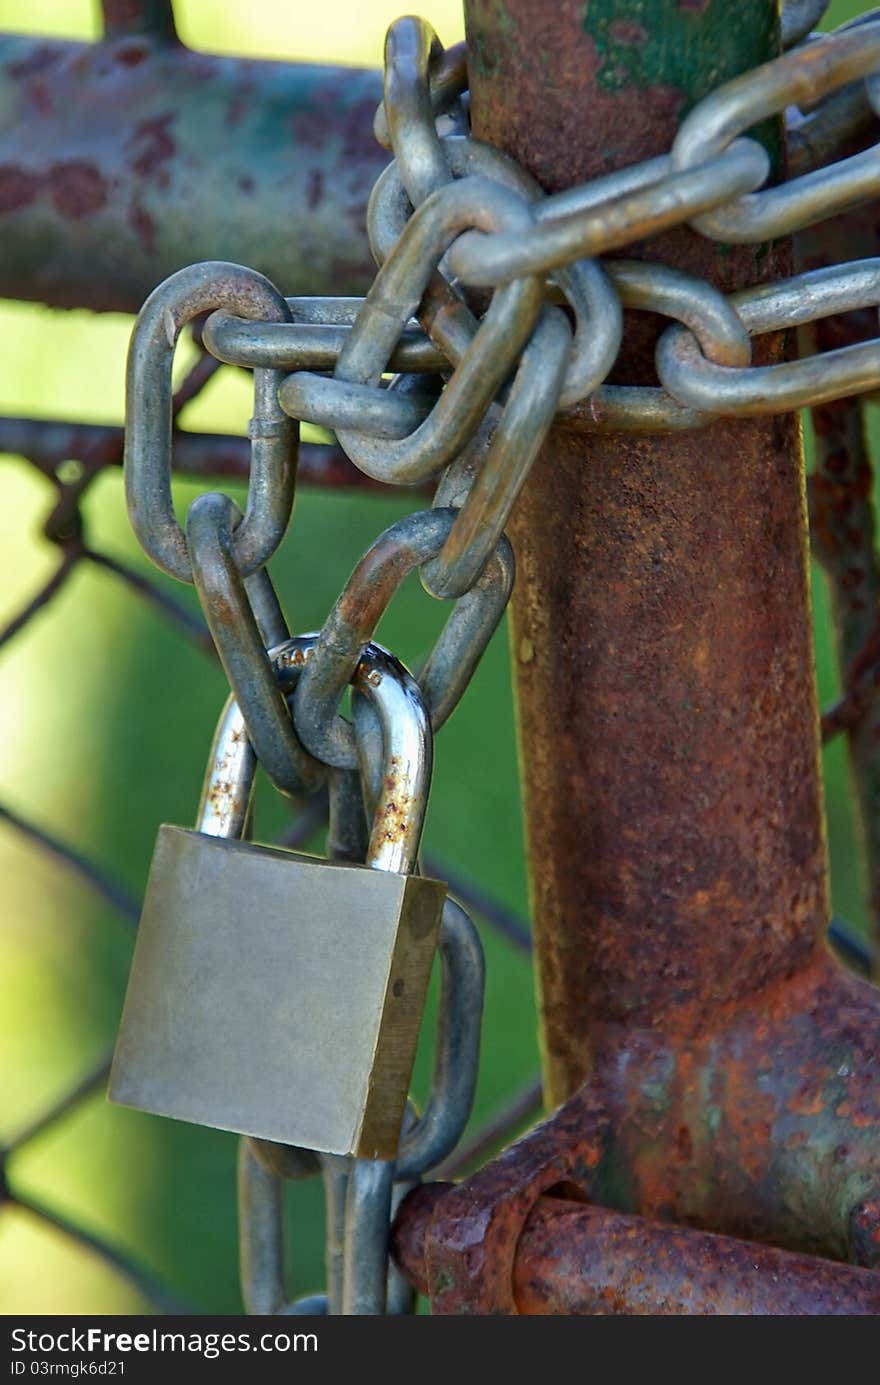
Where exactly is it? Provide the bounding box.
[584,0,778,109]
[582,0,783,178]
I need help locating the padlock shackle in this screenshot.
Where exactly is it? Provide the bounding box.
[197,635,433,875]
[198,695,258,839]
[350,643,433,875]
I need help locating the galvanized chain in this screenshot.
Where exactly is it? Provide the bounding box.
[140,11,880,610]
[118,5,880,1316]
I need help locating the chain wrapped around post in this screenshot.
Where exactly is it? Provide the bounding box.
[114,7,880,1315]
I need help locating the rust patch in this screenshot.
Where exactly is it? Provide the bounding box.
[290,90,383,165]
[128,113,175,179]
[8,43,59,80]
[277,646,310,670]
[115,41,150,69]
[48,162,109,218]
[128,200,157,252]
[0,166,40,215]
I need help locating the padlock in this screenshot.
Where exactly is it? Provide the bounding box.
[109,637,446,1160]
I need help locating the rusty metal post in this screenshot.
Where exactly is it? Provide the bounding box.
[465,0,818,1105]
[390,0,880,1307]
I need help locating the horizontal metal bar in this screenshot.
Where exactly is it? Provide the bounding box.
[513,1200,880,1315]
[0,416,400,490]
[0,34,387,313]
[394,1187,880,1314]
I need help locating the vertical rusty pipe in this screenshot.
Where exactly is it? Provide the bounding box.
[464,0,827,1105]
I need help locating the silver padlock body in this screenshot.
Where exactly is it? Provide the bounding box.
[109,824,445,1159]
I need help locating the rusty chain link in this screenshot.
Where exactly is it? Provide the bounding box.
[107,4,880,1318]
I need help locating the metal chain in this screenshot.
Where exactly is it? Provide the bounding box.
[119,6,880,1316]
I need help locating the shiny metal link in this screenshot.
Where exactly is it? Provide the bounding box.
[447,139,769,287]
[672,19,880,242]
[386,1178,418,1316]
[608,262,751,368]
[280,177,546,484]
[421,306,570,599]
[787,79,877,179]
[565,260,751,433]
[347,698,486,1178]
[238,1138,289,1315]
[284,1295,329,1316]
[373,33,467,153]
[278,373,437,440]
[787,8,880,175]
[342,1159,394,1315]
[657,259,880,415]
[293,509,514,770]
[201,628,436,870]
[366,128,580,597]
[239,1140,326,1315]
[781,0,831,48]
[787,0,831,48]
[126,261,296,583]
[392,897,485,1181]
[320,1154,351,1316]
[328,686,485,1315]
[368,137,625,411]
[203,301,445,374]
[371,15,483,469]
[187,492,326,798]
[329,859,484,1309]
[271,645,480,1150]
[381,16,452,206]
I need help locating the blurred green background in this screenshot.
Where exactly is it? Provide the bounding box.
[0,0,872,1313]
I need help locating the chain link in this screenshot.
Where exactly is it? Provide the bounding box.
[670,22,880,243]
[120,6,880,1315]
[657,259,880,415]
[125,262,297,583]
[293,508,513,769]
